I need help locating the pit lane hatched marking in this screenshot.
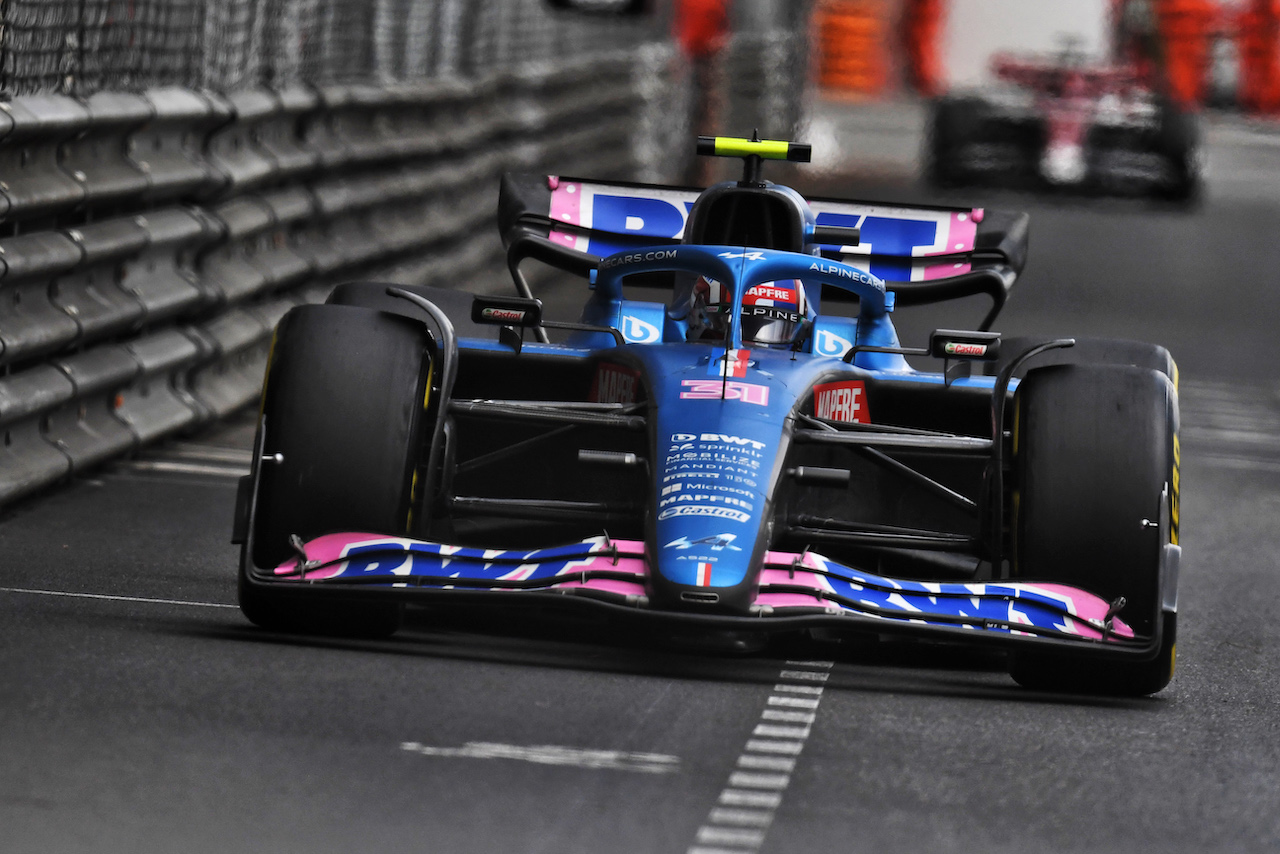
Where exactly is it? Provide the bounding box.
[399,741,679,774]
[688,660,833,854]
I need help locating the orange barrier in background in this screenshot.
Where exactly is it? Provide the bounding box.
[816,0,892,97]
[674,0,729,59]
[1236,0,1280,113]
[1155,0,1217,109]
[903,0,946,97]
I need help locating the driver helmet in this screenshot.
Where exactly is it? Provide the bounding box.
[687,276,811,347]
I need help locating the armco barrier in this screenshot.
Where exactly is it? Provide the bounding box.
[58,219,151,343]
[46,344,139,473]
[0,51,662,508]
[0,231,85,365]
[0,53,660,507]
[125,209,219,323]
[64,93,153,207]
[0,95,88,221]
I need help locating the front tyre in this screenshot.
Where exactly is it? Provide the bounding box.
[239,304,434,637]
[1008,364,1179,696]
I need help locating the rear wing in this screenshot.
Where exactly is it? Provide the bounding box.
[498,173,1030,329]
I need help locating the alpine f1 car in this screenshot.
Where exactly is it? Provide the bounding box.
[927,51,1201,201]
[233,136,1181,696]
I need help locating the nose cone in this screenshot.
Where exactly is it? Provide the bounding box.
[644,347,789,614]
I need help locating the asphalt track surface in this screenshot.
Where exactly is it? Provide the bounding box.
[4,111,1280,853]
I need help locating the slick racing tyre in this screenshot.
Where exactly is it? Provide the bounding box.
[1154,99,1202,203]
[925,97,977,188]
[1008,364,1179,696]
[239,304,435,637]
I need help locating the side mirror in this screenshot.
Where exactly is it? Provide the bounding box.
[544,0,651,13]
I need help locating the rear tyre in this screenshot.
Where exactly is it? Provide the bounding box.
[239,304,434,637]
[1007,364,1179,696]
[925,97,977,188]
[1154,100,1202,203]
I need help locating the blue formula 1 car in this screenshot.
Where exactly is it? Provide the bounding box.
[232,137,1181,696]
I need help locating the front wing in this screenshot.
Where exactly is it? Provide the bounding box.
[248,532,1161,659]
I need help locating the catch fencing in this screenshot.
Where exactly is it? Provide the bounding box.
[0,0,813,508]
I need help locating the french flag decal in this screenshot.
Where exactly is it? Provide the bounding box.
[696,562,713,586]
[710,349,750,378]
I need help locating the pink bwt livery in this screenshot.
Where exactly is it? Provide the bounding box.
[272,533,1135,641]
[546,179,982,282]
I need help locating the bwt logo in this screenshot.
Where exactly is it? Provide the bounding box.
[622,315,661,343]
[814,329,854,358]
[670,432,767,451]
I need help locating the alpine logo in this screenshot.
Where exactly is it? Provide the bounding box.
[591,363,640,404]
[814,380,869,424]
[665,534,742,552]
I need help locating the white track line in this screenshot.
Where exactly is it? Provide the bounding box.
[0,586,238,609]
[400,741,679,774]
[120,460,249,478]
[162,443,254,464]
[688,659,834,854]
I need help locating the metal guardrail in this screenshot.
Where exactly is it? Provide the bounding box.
[0,52,663,507]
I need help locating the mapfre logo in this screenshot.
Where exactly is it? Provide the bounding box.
[813,380,869,424]
[590,363,640,404]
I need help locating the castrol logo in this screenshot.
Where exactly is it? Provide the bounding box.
[944,342,987,357]
[482,308,526,323]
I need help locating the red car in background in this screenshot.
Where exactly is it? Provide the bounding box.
[926,51,1202,202]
